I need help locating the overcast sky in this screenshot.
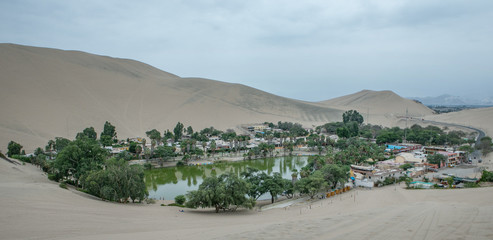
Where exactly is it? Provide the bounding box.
[1,0,493,101]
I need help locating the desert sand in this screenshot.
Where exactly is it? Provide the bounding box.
[0,44,343,152]
[2,43,493,239]
[1,158,493,240]
[427,107,493,138]
[0,44,436,152]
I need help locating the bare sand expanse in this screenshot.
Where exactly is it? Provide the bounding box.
[427,107,493,138]
[0,44,436,153]
[0,44,342,152]
[1,159,493,240]
[319,90,434,117]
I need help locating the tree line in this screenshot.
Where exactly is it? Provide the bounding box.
[185,157,349,212]
[6,122,148,203]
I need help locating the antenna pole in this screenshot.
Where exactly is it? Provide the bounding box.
[404,108,408,143]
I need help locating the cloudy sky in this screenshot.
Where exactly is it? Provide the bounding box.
[1,0,492,101]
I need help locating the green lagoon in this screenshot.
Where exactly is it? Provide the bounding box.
[145,156,308,200]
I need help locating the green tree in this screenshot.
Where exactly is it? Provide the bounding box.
[46,139,55,159]
[319,164,348,189]
[336,127,350,139]
[7,141,23,157]
[163,130,174,143]
[77,127,97,140]
[262,172,289,203]
[128,142,138,153]
[100,121,117,146]
[399,163,413,170]
[427,153,447,166]
[185,173,255,213]
[55,137,71,152]
[479,136,492,156]
[100,135,113,147]
[174,122,184,142]
[82,158,148,202]
[347,121,360,137]
[343,110,364,125]
[241,167,267,200]
[146,129,162,146]
[221,173,255,211]
[186,126,194,135]
[458,145,474,154]
[154,145,175,166]
[135,145,142,159]
[295,171,327,199]
[53,137,108,187]
[210,140,217,156]
[284,141,294,156]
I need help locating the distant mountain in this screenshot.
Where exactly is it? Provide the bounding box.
[410,94,493,106]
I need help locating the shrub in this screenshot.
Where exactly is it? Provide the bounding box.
[176,161,186,167]
[167,203,185,207]
[175,195,186,205]
[11,155,31,163]
[404,177,412,188]
[481,170,493,182]
[399,163,413,170]
[464,182,480,188]
[48,173,59,182]
[143,163,153,170]
[146,198,156,204]
[383,177,396,186]
[59,182,68,189]
[77,188,89,194]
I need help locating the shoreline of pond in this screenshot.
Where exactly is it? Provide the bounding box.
[131,150,319,169]
[144,156,310,201]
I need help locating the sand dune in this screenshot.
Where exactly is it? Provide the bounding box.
[427,107,493,137]
[2,43,493,239]
[2,43,490,153]
[1,158,493,240]
[320,90,433,115]
[318,90,435,127]
[0,44,342,152]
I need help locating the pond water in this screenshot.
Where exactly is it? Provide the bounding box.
[145,156,308,200]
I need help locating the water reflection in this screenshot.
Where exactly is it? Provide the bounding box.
[145,156,307,200]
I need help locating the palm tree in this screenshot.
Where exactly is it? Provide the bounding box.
[201,141,207,157]
[46,140,55,160]
[135,145,142,159]
[151,139,156,158]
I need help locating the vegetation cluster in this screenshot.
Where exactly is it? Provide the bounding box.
[5,109,491,208]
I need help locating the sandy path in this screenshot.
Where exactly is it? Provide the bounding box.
[1,159,493,240]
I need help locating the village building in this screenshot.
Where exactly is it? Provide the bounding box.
[385,143,422,154]
[351,165,406,188]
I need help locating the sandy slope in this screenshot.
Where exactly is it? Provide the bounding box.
[427,107,493,137]
[318,90,435,127]
[1,158,492,240]
[0,44,342,152]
